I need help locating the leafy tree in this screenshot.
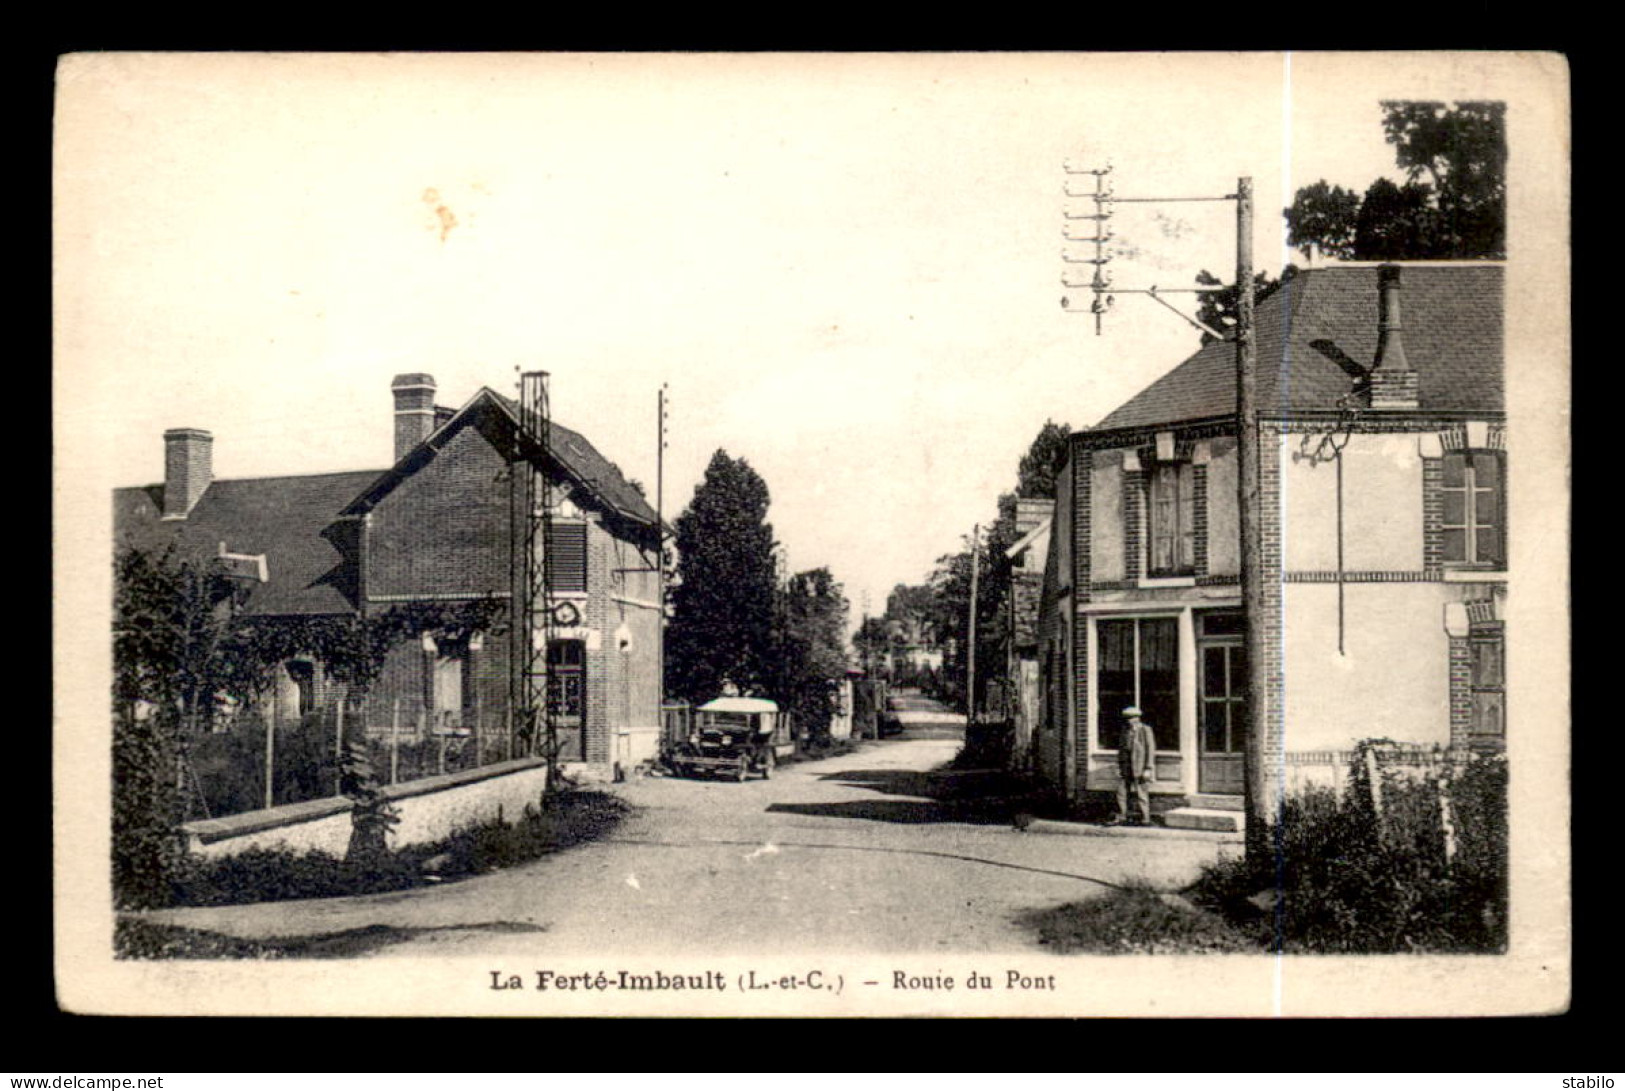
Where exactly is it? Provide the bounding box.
[1285,100,1506,262]
[775,567,850,743]
[114,545,246,734]
[853,615,892,679]
[112,544,507,902]
[1280,180,1361,261]
[112,546,243,908]
[1017,420,1072,500]
[919,419,1071,713]
[665,450,779,704]
[1350,177,1439,261]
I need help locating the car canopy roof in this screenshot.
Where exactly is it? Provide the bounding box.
[697,697,780,714]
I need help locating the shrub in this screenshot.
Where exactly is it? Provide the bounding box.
[112,709,188,911]
[1190,748,1508,954]
[188,711,342,819]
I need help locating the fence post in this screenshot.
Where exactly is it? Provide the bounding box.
[390,698,401,785]
[473,676,483,768]
[266,676,278,811]
[1364,745,1384,842]
[334,697,346,797]
[416,709,427,779]
[1438,772,1457,870]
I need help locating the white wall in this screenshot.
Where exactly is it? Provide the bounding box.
[1279,582,1452,752]
[1280,442,1339,571]
[1343,434,1425,570]
[184,760,555,860]
[1206,442,1239,576]
[1090,450,1125,582]
[1281,433,1425,573]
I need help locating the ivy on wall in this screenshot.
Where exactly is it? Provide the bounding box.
[111,545,508,905]
[115,544,507,717]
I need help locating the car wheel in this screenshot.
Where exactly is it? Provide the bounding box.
[762,750,774,780]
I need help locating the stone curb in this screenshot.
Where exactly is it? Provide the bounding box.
[1023,818,1241,844]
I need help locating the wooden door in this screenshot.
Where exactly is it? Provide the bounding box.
[1198,639,1246,794]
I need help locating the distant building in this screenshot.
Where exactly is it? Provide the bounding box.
[1003,498,1052,773]
[1035,264,1506,827]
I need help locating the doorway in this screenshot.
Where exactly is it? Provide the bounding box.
[1197,613,1246,794]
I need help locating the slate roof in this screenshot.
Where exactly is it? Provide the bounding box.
[489,392,660,527]
[1093,264,1504,432]
[114,385,661,617]
[114,470,383,616]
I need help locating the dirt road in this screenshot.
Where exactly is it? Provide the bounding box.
[139,706,1235,958]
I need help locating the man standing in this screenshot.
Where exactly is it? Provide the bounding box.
[1114,705,1157,826]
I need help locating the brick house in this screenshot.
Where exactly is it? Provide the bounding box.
[1002,498,1052,773]
[114,373,665,796]
[1033,263,1506,824]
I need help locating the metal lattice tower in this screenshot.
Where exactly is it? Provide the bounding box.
[517,370,559,784]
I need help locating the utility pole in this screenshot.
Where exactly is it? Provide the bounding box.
[1234,177,1272,863]
[1063,166,1273,865]
[657,384,668,708]
[966,524,980,726]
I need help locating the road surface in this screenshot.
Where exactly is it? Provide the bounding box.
[139,697,1235,958]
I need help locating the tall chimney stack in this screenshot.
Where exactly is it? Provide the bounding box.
[392,373,437,460]
[1369,264,1419,409]
[162,428,213,519]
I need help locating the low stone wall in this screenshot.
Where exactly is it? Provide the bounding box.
[613,725,662,774]
[181,757,553,860]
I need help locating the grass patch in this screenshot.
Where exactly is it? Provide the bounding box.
[115,918,307,960]
[1020,881,1254,955]
[115,918,547,960]
[164,789,631,910]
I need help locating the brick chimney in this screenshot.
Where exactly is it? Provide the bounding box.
[1368,264,1420,409]
[391,373,437,460]
[162,428,213,519]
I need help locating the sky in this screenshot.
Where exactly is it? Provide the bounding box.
[56,51,1553,628]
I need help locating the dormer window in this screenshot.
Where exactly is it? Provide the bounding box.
[1441,451,1504,568]
[1147,461,1195,578]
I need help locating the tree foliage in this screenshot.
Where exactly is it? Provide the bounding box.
[1016,420,1071,500]
[665,449,779,704]
[852,615,892,677]
[111,544,505,905]
[885,420,1070,709]
[1285,100,1506,262]
[775,567,850,742]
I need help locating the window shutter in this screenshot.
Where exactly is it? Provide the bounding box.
[547,523,588,592]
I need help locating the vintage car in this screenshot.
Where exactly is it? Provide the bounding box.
[668,697,791,781]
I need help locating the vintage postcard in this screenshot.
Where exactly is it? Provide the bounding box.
[53,51,1571,1017]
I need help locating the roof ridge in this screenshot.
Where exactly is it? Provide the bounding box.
[207,468,391,483]
[116,467,391,492]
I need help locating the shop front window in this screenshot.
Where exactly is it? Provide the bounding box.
[1097,616,1179,750]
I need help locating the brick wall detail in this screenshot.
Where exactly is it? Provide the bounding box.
[1122,467,1142,582]
[1193,463,1209,578]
